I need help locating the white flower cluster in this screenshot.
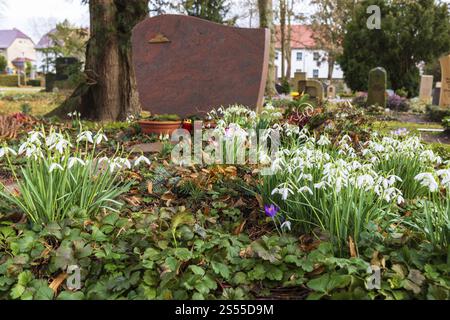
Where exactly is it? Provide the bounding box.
[269,132,405,205]
[0,129,151,174]
[362,135,442,165]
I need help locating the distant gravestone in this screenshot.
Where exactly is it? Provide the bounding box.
[419,75,434,104]
[367,67,387,107]
[439,55,450,107]
[327,85,336,99]
[293,72,324,101]
[132,15,270,116]
[433,82,442,106]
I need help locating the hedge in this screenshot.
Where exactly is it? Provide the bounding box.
[0,75,18,87]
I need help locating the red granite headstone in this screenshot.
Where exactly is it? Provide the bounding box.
[132,15,270,117]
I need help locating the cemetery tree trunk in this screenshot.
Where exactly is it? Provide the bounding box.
[51,0,149,121]
[258,0,277,97]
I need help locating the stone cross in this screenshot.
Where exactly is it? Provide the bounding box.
[132,14,270,117]
[367,67,387,108]
[439,55,450,107]
[419,75,434,104]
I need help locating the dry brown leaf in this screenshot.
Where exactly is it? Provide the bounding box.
[147,181,153,194]
[255,194,264,209]
[161,192,176,201]
[234,220,247,235]
[349,236,357,258]
[125,196,141,206]
[49,273,68,294]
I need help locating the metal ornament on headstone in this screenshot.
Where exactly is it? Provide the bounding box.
[132,14,270,117]
[419,75,434,104]
[367,67,387,107]
[439,55,450,107]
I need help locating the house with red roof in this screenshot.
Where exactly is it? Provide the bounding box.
[275,25,344,80]
[0,28,36,74]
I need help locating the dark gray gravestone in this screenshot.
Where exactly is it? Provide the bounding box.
[367,67,387,107]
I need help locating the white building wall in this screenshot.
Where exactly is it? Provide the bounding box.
[275,49,344,80]
[5,38,37,69]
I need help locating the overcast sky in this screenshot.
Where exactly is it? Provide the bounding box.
[0,0,449,43]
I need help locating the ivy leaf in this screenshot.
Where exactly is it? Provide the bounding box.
[10,284,25,299]
[266,265,283,281]
[91,226,108,242]
[248,264,266,281]
[250,240,281,263]
[189,265,206,276]
[307,274,352,294]
[18,271,33,286]
[232,272,248,285]
[57,291,85,300]
[54,243,75,270]
[165,256,178,272]
[174,248,192,261]
[211,261,230,279]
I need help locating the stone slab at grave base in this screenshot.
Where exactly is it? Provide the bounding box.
[132,14,269,117]
[129,142,163,154]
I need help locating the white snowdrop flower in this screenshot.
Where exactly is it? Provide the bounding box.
[298,186,313,195]
[0,146,17,158]
[414,173,439,192]
[49,163,64,173]
[51,138,71,154]
[68,157,86,169]
[272,187,294,201]
[356,174,375,189]
[437,169,450,186]
[397,195,405,205]
[98,157,110,164]
[77,131,94,144]
[281,221,292,232]
[134,155,151,167]
[28,131,44,144]
[94,132,108,145]
[116,158,132,170]
[317,135,331,146]
[45,132,63,146]
[314,181,327,189]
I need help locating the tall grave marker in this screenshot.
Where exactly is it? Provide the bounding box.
[367,67,387,108]
[439,55,450,107]
[132,15,270,117]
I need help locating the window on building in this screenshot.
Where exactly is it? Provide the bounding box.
[313,52,320,61]
[313,69,319,78]
[296,52,303,61]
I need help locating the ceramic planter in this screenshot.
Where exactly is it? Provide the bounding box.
[138,120,182,135]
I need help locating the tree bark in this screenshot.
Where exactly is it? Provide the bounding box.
[258,0,277,97]
[327,55,335,83]
[49,0,148,121]
[280,0,286,80]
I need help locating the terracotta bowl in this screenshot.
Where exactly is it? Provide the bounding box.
[138,120,182,135]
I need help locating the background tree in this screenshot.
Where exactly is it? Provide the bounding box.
[258,0,277,96]
[310,0,355,82]
[339,0,450,96]
[37,20,89,73]
[183,0,237,24]
[0,55,7,73]
[51,0,149,121]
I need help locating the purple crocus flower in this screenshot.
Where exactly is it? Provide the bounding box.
[264,204,280,218]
